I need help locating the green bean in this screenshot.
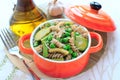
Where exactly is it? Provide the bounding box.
[42,41,48,57]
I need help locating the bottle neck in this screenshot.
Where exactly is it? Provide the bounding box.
[16,0,35,11]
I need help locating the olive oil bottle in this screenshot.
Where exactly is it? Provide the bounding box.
[10,0,47,36]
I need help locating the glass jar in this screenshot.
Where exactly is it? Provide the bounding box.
[10,0,47,36]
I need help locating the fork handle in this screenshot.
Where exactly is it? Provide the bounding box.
[22,60,40,80]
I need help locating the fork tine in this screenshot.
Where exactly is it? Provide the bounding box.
[0,29,10,50]
[0,34,9,50]
[0,28,16,49]
[2,28,13,48]
[4,28,16,46]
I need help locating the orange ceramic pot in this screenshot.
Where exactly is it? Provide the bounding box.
[18,19,103,78]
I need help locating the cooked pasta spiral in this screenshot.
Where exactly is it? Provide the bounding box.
[69,37,79,53]
[48,53,64,59]
[51,38,64,48]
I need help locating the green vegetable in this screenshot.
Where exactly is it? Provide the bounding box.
[47,34,53,41]
[65,32,71,37]
[75,32,80,36]
[33,41,40,47]
[63,45,68,50]
[69,50,73,54]
[72,52,77,57]
[62,32,71,38]
[72,56,76,59]
[64,22,72,26]
[44,23,51,27]
[42,41,48,57]
[41,33,53,41]
[50,43,56,48]
[75,35,88,51]
[35,27,50,41]
[65,28,72,33]
[62,37,70,43]
[56,38,62,42]
[66,44,71,49]
[63,44,71,50]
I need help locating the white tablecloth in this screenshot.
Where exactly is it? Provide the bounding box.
[0,0,120,80]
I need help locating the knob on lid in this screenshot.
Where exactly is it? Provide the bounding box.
[65,1,116,32]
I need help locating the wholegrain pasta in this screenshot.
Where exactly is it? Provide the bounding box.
[48,53,64,59]
[51,38,64,48]
[33,20,89,61]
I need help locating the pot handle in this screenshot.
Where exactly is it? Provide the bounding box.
[18,34,34,55]
[88,32,103,54]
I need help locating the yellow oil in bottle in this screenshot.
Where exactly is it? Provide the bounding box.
[10,17,46,36]
[9,0,47,36]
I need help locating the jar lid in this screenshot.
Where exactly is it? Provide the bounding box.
[65,1,116,32]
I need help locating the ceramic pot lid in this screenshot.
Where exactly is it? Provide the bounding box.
[65,1,116,32]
